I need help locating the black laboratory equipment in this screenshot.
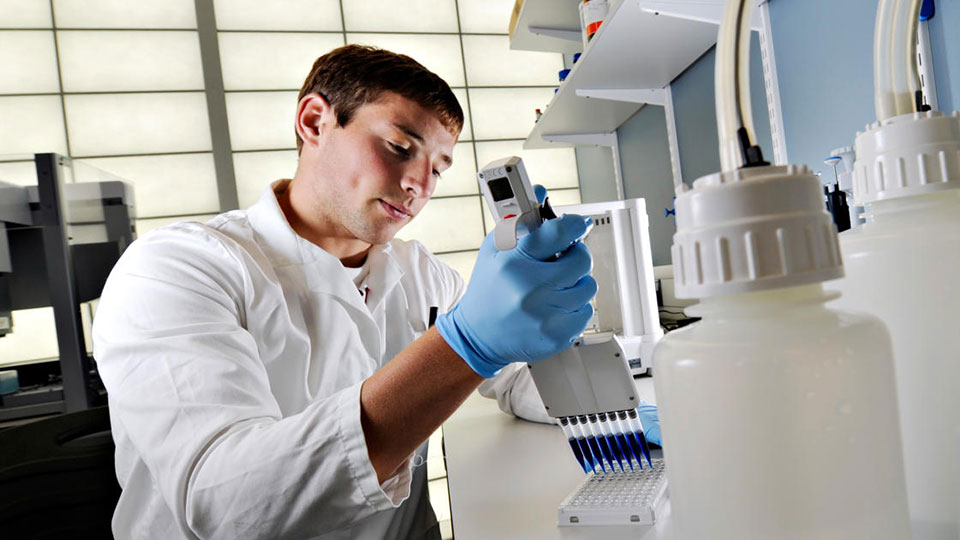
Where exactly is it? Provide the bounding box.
[0,154,135,421]
[824,183,851,233]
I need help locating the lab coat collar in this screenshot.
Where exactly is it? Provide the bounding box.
[245,181,405,310]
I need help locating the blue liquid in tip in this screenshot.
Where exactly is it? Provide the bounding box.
[605,434,626,472]
[586,436,608,473]
[633,430,654,468]
[624,430,646,470]
[596,434,619,473]
[615,433,635,471]
[567,438,590,473]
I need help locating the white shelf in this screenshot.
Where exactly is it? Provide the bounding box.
[637,1,762,31]
[509,0,582,53]
[523,0,720,149]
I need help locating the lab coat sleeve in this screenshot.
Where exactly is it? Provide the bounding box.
[478,364,555,424]
[94,225,408,539]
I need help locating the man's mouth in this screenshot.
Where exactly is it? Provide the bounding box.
[379,199,411,220]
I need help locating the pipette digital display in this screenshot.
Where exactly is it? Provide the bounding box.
[477,156,553,250]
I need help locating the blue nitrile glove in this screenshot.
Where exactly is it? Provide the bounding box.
[436,209,597,378]
[637,400,662,446]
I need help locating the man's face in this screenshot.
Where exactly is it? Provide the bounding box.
[301,92,457,246]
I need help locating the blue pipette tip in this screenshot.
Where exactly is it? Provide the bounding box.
[617,433,636,471]
[566,438,589,474]
[634,430,654,468]
[587,436,608,473]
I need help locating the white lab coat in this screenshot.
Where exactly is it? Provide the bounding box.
[93,183,468,539]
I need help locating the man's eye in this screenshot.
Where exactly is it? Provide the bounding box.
[390,143,410,156]
[432,169,441,178]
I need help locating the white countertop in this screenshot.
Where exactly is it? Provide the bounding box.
[443,376,674,539]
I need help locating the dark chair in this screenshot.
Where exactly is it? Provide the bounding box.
[0,406,120,539]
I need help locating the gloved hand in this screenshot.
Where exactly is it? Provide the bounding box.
[637,400,662,446]
[436,195,597,378]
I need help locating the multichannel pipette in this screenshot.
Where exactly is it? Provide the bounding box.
[477,156,656,475]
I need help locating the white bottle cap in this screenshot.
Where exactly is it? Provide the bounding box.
[672,165,843,299]
[852,110,960,206]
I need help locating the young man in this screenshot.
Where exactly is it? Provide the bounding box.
[93,45,596,539]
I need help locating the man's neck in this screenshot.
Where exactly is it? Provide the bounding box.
[275,179,371,268]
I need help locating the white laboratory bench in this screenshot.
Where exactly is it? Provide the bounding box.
[443,375,674,540]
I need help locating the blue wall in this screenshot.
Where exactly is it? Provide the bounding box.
[576,145,619,203]
[617,104,675,265]
[768,0,960,176]
[768,0,878,174]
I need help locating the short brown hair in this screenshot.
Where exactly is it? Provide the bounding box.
[296,45,464,153]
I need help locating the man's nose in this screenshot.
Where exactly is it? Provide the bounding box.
[402,158,435,199]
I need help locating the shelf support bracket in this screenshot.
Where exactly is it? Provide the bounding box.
[757,1,788,165]
[575,88,666,105]
[543,132,626,200]
[663,85,686,195]
[527,25,581,43]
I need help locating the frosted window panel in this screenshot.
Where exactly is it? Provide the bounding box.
[65,92,212,156]
[547,187,582,207]
[78,153,219,218]
[347,33,464,88]
[57,31,203,92]
[436,251,478,285]
[463,35,563,86]
[0,160,38,186]
[137,214,219,236]
[475,141,579,189]
[452,88,473,141]
[395,197,484,253]
[233,150,299,208]
[0,308,57,366]
[342,0,458,33]
[0,0,51,27]
[219,33,343,91]
[214,0,342,31]
[468,88,555,140]
[53,0,196,29]
[432,143,477,198]
[458,0,515,34]
[427,429,445,479]
[427,479,451,521]
[0,31,59,93]
[481,187,581,233]
[225,91,298,151]
[81,302,94,356]
[0,96,67,155]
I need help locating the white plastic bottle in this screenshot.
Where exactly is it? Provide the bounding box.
[832,109,960,539]
[655,165,911,540]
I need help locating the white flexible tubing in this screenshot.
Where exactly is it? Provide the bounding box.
[876,0,922,120]
[874,0,897,120]
[891,0,921,115]
[715,0,758,172]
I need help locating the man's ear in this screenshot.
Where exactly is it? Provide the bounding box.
[295,93,336,150]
